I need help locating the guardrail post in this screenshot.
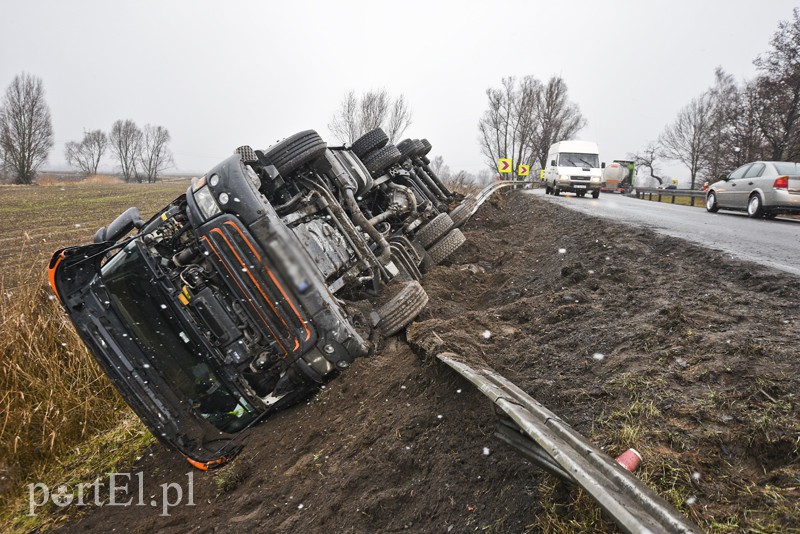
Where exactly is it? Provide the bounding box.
[671,195,676,204]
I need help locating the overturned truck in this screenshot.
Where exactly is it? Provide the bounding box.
[48,128,474,469]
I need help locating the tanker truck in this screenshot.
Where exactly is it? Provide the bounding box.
[601,160,635,193]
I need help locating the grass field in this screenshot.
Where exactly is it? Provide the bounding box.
[0,179,190,530]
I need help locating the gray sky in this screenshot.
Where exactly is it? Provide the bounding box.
[1,0,797,180]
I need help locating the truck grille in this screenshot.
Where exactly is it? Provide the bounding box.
[571,176,590,181]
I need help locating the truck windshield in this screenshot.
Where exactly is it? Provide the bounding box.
[101,242,259,433]
[559,153,600,168]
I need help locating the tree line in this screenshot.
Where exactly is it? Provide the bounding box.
[634,8,800,189]
[0,73,173,184]
[478,75,586,174]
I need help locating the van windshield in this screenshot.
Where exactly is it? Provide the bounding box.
[559,153,599,168]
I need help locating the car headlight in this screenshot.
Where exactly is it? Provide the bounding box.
[194,185,221,219]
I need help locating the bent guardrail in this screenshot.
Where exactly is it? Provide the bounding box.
[438,352,701,534]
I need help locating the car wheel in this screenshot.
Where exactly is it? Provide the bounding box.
[747,194,764,218]
[376,280,429,336]
[362,144,402,177]
[450,196,477,227]
[262,130,327,177]
[415,212,454,248]
[423,228,466,269]
[706,191,719,212]
[591,189,600,199]
[350,128,389,159]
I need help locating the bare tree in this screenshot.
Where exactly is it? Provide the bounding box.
[110,119,142,183]
[659,93,715,189]
[65,129,108,175]
[0,73,54,184]
[478,77,517,171]
[384,95,412,143]
[531,77,587,169]
[137,124,173,183]
[752,7,800,161]
[478,75,586,175]
[630,142,664,186]
[328,89,413,144]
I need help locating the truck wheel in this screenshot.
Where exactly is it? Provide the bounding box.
[376,280,429,336]
[263,130,327,177]
[419,139,433,156]
[397,138,421,160]
[591,189,600,199]
[450,196,477,228]
[553,187,561,196]
[351,128,388,158]
[415,213,454,248]
[423,228,466,269]
[362,144,402,177]
[545,184,552,195]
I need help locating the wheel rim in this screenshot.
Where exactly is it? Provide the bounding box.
[748,196,759,216]
[706,194,715,210]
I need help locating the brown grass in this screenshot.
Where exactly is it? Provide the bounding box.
[0,181,189,529]
[0,250,130,487]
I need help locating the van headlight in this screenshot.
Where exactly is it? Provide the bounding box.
[194,185,221,219]
[559,175,570,182]
[590,176,601,182]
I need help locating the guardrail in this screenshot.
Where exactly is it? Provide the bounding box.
[438,352,701,534]
[634,187,706,206]
[465,180,537,219]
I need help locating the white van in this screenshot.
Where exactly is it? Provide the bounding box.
[543,140,604,198]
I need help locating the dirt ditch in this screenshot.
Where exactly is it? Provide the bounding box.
[61,191,800,533]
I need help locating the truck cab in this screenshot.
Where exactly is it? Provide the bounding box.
[544,140,604,198]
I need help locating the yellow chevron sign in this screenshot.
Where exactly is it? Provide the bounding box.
[498,158,512,173]
[518,164,530,176]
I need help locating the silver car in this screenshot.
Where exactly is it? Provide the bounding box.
[706,161,800,218]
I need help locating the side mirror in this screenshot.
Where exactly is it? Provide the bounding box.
[719,173,729,181]
[601,162,606,169]
[550,160,556,166]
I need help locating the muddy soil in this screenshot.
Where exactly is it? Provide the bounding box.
[61,192,800,533]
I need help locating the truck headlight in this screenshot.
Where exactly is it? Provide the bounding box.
[194,185,221,219]
[559,175,570,181]
[590,176,601,182]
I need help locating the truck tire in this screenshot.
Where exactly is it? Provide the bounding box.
[376,280,429,336]
[262,130,327,177]
[423,228,465,269]
[591,189,600,199]
[415,212,454,248]
[351,128,389,158]
[362,144,402,177]
[553,187,561,196]
[449,196,477,228]
[419,139,433,156]
[397,138,420,160]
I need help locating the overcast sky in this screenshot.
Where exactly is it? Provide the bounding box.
[1,0,797,180]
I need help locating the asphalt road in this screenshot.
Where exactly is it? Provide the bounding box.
[524,189,800,277]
